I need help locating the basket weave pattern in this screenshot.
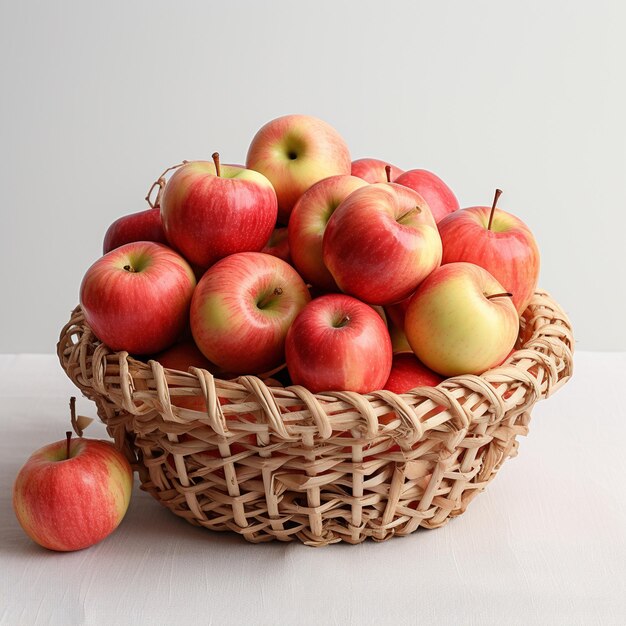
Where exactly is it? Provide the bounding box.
[58,290,573,546]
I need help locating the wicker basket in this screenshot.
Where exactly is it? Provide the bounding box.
[57,290,573,546]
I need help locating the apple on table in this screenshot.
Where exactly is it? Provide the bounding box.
[13,402,133,552]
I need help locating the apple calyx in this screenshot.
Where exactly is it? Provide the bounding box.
[123,264,136,273]
[385,165,392,183]
[334,315,351,328]
[487,188,503,231]
[212,152,221,177]
[485,291,513,300]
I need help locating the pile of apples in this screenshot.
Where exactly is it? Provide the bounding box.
[80,114,540,395]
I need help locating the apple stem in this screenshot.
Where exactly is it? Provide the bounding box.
[123,264,136,273]
[396,206,422,224]
[385,165,392,183]
[66,431,72,460]
[257,287,283,309]
[486,292,513,300]
[212,152,221,177]
[335,315,351,328]
[487,188,503,231]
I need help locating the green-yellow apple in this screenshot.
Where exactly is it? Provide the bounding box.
[351,158,404,183]
[285,294,392,393]
[288,174,368,291]
[13,432,132,551]
[246,114,351,223]
[438,189,540,314]
[323,183,442,305]
[394,169,460,223]
[191,252,310,374]
[160,156,278,269]
[103,208,167,254]
[404,262,519,377]
[80,241,196,355]
[384,353,443,393]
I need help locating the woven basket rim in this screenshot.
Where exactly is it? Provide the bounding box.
[57,289,574,443]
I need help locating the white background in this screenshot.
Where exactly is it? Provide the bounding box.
[1,5,625,624]
[0,0,624,353]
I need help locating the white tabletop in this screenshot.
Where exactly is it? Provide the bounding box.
[1,353,624,626]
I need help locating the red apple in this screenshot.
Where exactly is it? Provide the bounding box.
[156,343,257,452]
[191,252,310,374]
[404,262,519,377]
[351,158,404,183]
[262,227,291,264]
[80,241,196,354]
[156,340,218,373]
[288,174,368,291]
[246,114,351,223]
[155,340,223,411]
[285,294,392,393]
[323,183,442,305]
[394,169,459,223]
[438,190,540,314]
[103,208,167,254]
[160,156,278,269]
[13,432,133,551]
[384,353,443,393]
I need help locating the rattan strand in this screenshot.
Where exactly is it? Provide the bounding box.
[57,290,573,546]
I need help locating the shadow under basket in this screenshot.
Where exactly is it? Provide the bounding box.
[57,290,573,546]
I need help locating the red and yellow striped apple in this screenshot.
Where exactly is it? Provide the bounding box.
[246,114,351,223]
[103,207,167,254]
[384,353,443,393]
[288,174,368,291]
[80,241,196,355]
[394,168,459,223]
[351,158,404,183]
[191,252,310,374]
[285,294,392,393]
[160,156,277,269]
[405,262,519,377]
[323,183,442,305]
[438,190,540,314]
[13,433,132,551]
